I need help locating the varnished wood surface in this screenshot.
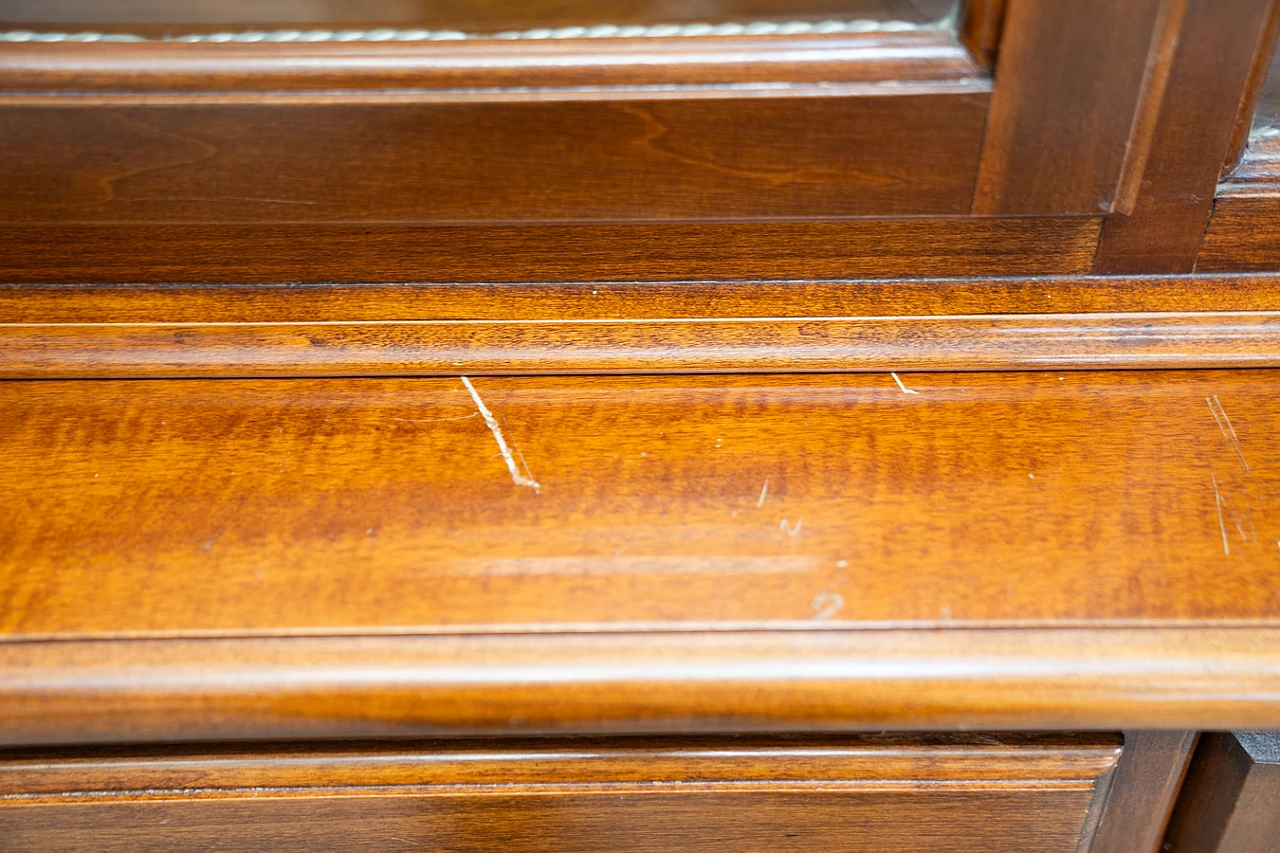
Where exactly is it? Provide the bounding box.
[0,734,1117,853]
[1197,197,1280,272]
[1162,732,1280,853]
[3,630,1280,743]
[1094,0,1279,274]
[2,370,1280,639]
[972,0,1169,215]
[0,219,1104,283]
[1091,732,1198,853]
[9,276,1280,323]
[5,312,1280,378]
[0,92,987,224]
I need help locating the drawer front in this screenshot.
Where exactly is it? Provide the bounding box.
[0,734,1120,853]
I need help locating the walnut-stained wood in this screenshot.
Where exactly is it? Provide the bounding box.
[1162,732,1280,853]
[0,218,1103,283]
[972,0,1173,215]
[0,91,988,224]
[1093,0,1280,274]
[0,734,1120,853]
[1091,732,1199,853]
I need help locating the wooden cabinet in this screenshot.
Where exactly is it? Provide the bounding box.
[3,1,1280,851]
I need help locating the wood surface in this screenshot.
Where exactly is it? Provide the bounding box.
[1091,732,1199,853]
[1162,732,1280,853]
[2,630,1280,744]
[1094,0,1280,274]
[1197,197,1280,272]
[0,218,1103,283]
[0,92,988,224]
[3,370,1280,640]
[5,311,1280,378]
[972,0,1171,215]
[0,734,1118,853]
[9,276,1280,323]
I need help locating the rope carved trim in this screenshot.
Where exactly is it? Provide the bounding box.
[0,18,944,44]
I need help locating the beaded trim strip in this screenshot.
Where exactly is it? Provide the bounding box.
[0,18,943,44]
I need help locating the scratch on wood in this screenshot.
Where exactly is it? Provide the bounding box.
[812,592,844,620]
[780,517,802,536]
[1207,395,1250,473]
[891,372,920,395]
[757,478,769,508]
[461,376,541,494]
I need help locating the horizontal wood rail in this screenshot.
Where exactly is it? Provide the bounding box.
[2,629,1280,745]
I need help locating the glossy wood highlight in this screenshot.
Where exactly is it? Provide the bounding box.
[2,630,1280,744]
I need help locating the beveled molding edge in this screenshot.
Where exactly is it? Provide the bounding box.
[1,628,1279,745]
[5,275,1280,378]
[5,311,1280,378]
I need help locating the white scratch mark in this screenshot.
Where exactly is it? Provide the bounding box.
[461,376,541,494]
[757,478,769,508]
[812,592,844,620]
[836,559,848,568]
[1212,472,1230,556]
[780,517,802,536]
[1207,395,1250,473]
[392,413,479,424]
[940,605,951,622]
[891,372,920,394]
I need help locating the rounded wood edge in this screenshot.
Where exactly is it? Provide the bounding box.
[2,628,1279,745]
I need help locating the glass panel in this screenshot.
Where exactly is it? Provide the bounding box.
[0,0,956,41]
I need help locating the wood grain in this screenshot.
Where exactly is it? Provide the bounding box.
[1093,0,1280,274]
[1162,732,1280,853]
[2,371,1280,640]
[972,0,1170,215]
[0,734,1118,853]
[8,276,1280,324]
[0,219,1103,283]
[4,312,1280,378]
[2,630,1280,744]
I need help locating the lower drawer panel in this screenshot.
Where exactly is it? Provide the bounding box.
[0,734,1121,853]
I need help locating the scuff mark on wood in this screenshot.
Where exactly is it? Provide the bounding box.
[1207,395,1250,473]
[461,376,541,494]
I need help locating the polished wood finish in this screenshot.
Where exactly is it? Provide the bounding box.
[2,370,1279,640]
[1094,0,1279,274]
[9,276,1280,323]
[972,0,1172,215]
[1091,732,1199,853]
[0,93,988,225]
[0,219,1104,283]
[6,310,1280,377]
[3,631,1280,744]
[1163,732,1280,853]
[0,734,1120,853]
